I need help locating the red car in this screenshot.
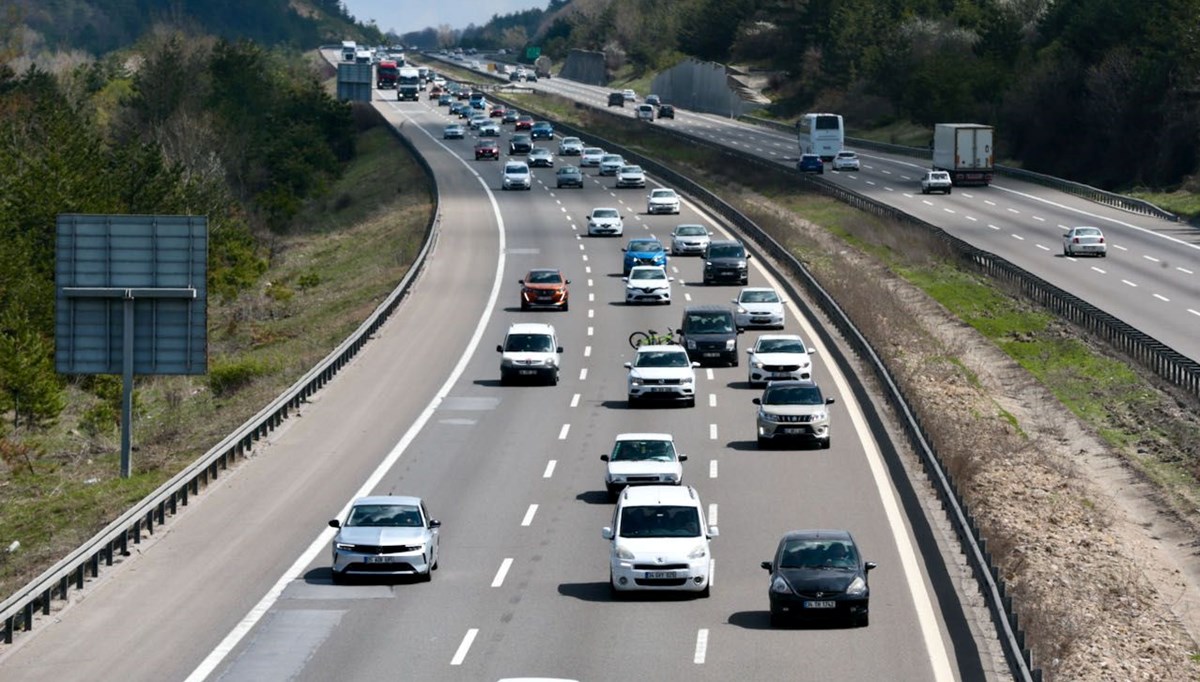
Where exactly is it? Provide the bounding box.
[475,139,500,160]
[490,105,507,118]
[515,115,534,131]
[519,268,570,311]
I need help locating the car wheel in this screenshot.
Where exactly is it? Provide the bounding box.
[331,569,345,585]
[1063,246,1069,256]
[419,567,433,582]
[562,301,569,312]
[1100,252,1107,258]
[628,394,639,408]
[550,369,559,386]
[946,188,952,194]
[699,584,710,599]
[686,397,696,408]
[921,188,928,195]
[856,612,869,628]
[521,301,529,311]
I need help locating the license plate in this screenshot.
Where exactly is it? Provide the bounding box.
[518,369,537,375]
[645,571,677,579]
[783,427,807,434]
[803,600,836,609]
[649,387,675,392]
[365,556,396,564]
[702,352,720,357]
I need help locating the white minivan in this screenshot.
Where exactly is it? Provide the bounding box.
[635,104,655,121]
[602,485,716,597]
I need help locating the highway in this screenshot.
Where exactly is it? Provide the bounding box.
[502,68,1200,363]
[0,68,998,681]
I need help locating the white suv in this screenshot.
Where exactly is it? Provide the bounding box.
[497,322,562,385]
[602,485,716,597]
[624,345,697,406]
[601,433,687,496]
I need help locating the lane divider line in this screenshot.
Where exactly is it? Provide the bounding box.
[693,628,709,664]
[558,424,570,440]
[543,460,557,478]
[709,460,718,478]
[521,504,538,527]
[450,629,478,666]
[491,558,513,587]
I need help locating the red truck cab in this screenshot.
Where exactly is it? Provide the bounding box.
[377,60,398,89]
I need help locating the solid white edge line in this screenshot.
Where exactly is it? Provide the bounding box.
[693,628,709,664]
[543,460,557,478]
[185,106,510,682]
[521,504,538,527]
[450,628,478,666]
[491,558,514,587]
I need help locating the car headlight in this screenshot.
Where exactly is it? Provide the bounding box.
[845,575,867,596]
[664,472,680,483]
[771,576,793,594]
[812,411,827,421]
[616,545,636,560]
[799,361,810,369]
[725,339,736,350]
[758,409,778,422]
[687,543,708,559]
[335,542,355,550]
[737,260,747,268]
[704,261,713,267]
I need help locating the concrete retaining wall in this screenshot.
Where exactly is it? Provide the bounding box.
[559,49,607,86]
[651,58,768,118]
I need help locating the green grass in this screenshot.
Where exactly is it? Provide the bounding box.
[847,120,931,147]
[1127,190,1200,220]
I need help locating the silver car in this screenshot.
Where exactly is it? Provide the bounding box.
[581,147,605,167]
[754,380,833,449]
[599,154,625,176]
[670,224,712,256]
[1062,226,1107,257]
[329,496,441,582]
[502,161,532,190]
[616,164,646,188]
[732,287,786,329]
[558,136,584,155]
[528,147,555,168]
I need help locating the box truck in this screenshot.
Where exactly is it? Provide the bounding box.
[397,67,421,101]
[932,123,994,186]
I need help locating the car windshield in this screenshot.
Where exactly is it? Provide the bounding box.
[634,351,690,368]
[505,333,554,352]
[585,148,603,155]
[757,338,806,354]
[346,504,423,527]
[651,190,675,198]
[630,268,665,281]
[532,148,550,155]
[513,135,530,143]
[685,312,734,334]
[559,167,579,175]
[619,505,700,538]
[675,226,706,236]
[707,244,745,259]
[505,165,527,175]
[527,271,562,284]
[620,166,642,174]
[764,385,823,405]
[611,439,676,462]
[778,539,858,569]
[563,137,580,145]
[602,155,623,163]
[593,209,618,218]
[629,241,662,253]
[1074,227,1101,237]
[740,290,780,303]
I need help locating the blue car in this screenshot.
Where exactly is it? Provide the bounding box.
[622,238,667,275]
[797,153,824,174]
[530,121,555,140]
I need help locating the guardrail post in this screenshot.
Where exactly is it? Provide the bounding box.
[57,575,68,600]
[22,601,32,631]
[42,588,51,615]
[4,615,12,643]
[74,564,83,590]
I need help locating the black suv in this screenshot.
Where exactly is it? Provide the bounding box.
[677,305,741,366]
[607,92,625,107]
[509,134,533,155]
[702,240,751,285]
[658,104,675,119]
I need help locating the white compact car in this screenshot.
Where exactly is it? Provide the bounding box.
[646,188,681,214]
[497,322,562,385]
[558,136,584,155]
[329,496,441,583]
[502,161,532,190]
[670,224,712,256]
[581,147,605,167]
[920,170,952,194]
[832,150,860,171]
[624,265,673,305]
[1062,226,1107,257]
[601,433,687,496]
[602,485,716,596]
[599,154,625,176]
[747,334,816,385]
[587,207,624,236]
[625,344,697,406]
[616,165,646,188]
[732,287,787,329]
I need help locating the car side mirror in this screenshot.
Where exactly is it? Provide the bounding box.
[600,454,610,461]
[707,525,719,538]
[746,254,752,259]
[328,519,341,529]
[730,299,737,305]
[865,561,877,572]
[623,362,632,369]
[752,397,762,405]
[601,526,614,540]
[621,247,627,252]
[496,344,503,353]
[826,397,836,404]
[760,560,773,571]
[429,519,441,528]
[668,277,675,281]
[808,347,817,354]
[678,454,688,462]
[737,328,744,334]
[565,279,571,284]
[518,280,525,285]
[556,346,564,353]
[622,277,629,282]
[691,362,700,368]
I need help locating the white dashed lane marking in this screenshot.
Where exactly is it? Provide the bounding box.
[1122,280,1138,288]
[1153,294,1170,302]
[710,460,718,478]
[491,558,513,587]
[694,629,709,664]
[543,460,557,478]
[450,629,478,666]
[558,424,570,440]
[521,504,538,527]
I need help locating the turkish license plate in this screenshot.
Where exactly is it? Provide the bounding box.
[783,427,807,434]
[649,387,675,392]
[518,369,537,375]
[365,556,397,564]
[803,600,836,609]
[702,352,721,357]
[645,571,677,579]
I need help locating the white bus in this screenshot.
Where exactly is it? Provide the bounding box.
[797,113,845,162]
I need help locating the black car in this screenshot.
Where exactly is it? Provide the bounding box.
[658,104,675,119]
[556,166,584,188]
[702,240,751,285]
[509,134,533,155]
[677,305,741,366]
[761,530,876,627]
[607,92,625,107]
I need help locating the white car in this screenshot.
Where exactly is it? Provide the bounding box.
[746,334,816,385]
[602,485,716,596]
[625,344,697,406]
[502,161,532,190]
[670,224,712,256]
[732,287,786,329]
[587,207,624,236]
[468,114,489,130]
[635,104,655,121]
[329,496,441,583]
[599,154,625,176]
[624,265,673,305]
[581,147,605,167]
[832,150,860,171]
[920,170,952,194]
[497,322,562,384]
[478,121,500,137]
[1062,226,1107,257]
[622,88,637,102]
[601,433,687,496]
[558,136,584,155]
[615,165,646,188]
[646,188,681,214]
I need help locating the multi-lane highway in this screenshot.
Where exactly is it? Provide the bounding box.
[499,69,1200,363]
[0,66,1001,680]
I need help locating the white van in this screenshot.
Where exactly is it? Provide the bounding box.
[602,485,716,596]
[635,104,655,121]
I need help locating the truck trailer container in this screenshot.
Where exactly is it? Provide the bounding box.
[932,123,994,186]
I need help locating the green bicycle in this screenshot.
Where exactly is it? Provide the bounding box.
[628,328,677,348]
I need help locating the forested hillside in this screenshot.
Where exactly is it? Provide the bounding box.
[458,0,1200,190]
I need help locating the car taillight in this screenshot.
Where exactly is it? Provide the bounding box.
[1073,237,1080,243]
[1098,237,1104,243]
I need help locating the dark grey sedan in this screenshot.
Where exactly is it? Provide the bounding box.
[556,165,584,188]
[761,529,875,627]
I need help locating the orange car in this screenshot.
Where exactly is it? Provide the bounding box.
[519,268,570,311]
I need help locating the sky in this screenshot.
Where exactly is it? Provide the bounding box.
[340,0,548,34]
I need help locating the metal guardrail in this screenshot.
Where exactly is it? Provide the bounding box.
[484,93,1039,680]
[738,115,1180,222]
[0,106,441,645]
